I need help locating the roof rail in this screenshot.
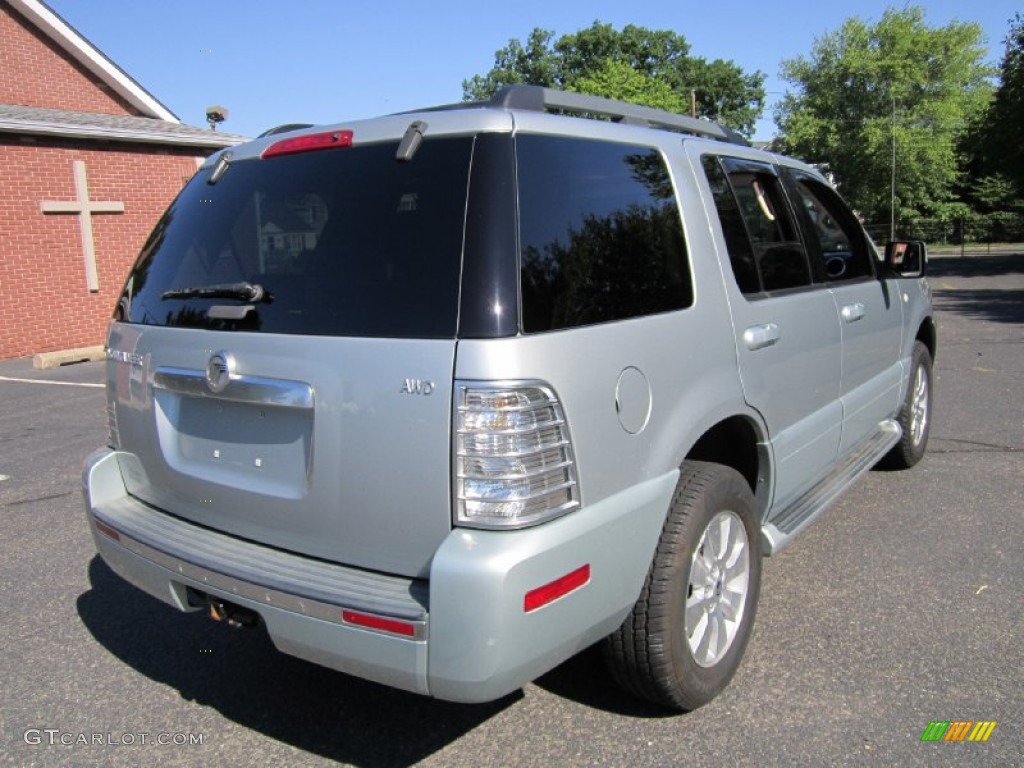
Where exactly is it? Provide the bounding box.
[488,85,749,146]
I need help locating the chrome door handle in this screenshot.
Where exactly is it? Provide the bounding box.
[841,303,865,323]
[743,323,780,351]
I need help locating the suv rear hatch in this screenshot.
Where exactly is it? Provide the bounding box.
[107,132,476,579]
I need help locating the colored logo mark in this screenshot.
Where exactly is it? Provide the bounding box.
[920,721,997,742]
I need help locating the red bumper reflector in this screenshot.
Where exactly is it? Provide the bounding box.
[341,610,416,637]
[262,129,353,158]
[94,519,120,542]
[524,564,591,613]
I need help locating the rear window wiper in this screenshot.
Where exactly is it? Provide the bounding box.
[161,282,270,302]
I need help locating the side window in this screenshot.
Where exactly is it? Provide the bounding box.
[516,135,692,333]
[702,155,812,295]
[786,173,874,282]
[702,156,759,294]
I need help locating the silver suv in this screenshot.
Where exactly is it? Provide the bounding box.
[84,86,934,711]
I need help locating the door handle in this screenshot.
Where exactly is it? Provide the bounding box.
[841,303,865,323]
[743,323,780,351]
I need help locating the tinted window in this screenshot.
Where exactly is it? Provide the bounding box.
[702,155,813,295]
[119,138,473,338]
[787,173,874,282]
[702,156,760,294]
[517,135,692,332]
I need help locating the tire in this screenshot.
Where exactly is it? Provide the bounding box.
[603,461,762,711]
[880,340,933,470]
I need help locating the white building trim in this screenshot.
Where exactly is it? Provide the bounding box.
[8,0,180,122]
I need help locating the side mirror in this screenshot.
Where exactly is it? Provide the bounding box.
[884,240,927,277]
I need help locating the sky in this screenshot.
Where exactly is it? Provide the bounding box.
[42,0,1021,142]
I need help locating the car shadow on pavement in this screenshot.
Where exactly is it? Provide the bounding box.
[932,288,1024,324]
[927,252,1024,278]
[77,557,515,767]
[530,644,676,718]
[927,253,1024,325]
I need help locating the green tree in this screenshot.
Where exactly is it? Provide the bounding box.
[967,174,1021,213]
[976,14,1024,197]
[775,6,993,227]
[568,59,687,113]
[463,22,765,136]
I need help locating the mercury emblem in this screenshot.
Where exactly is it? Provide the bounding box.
[206,351,233,393]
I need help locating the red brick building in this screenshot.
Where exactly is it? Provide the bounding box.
[0,0,245,359]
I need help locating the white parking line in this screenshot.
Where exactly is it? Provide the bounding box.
[0,375,103,389]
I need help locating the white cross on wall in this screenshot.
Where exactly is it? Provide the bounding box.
[40,159,125,292]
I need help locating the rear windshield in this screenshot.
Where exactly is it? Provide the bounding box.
[118,137,473,338]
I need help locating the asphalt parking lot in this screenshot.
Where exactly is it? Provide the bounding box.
[1,253,1021,767]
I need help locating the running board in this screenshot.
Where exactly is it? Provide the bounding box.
[761,420,901,555]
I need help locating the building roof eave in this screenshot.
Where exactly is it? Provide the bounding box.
[7,0,180,122]
[1,119,246,149]
[0,105,248,149]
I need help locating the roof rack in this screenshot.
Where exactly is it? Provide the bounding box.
[487,85,749,146]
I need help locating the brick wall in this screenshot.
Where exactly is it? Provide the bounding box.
[0,138,202,359]
[0,2,138,115]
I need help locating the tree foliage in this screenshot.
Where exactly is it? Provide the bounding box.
[463,22,765,136]
[568,59,687,113]
[967,174,1021,213]
[774,6,993,225]
[975,14,1024,200]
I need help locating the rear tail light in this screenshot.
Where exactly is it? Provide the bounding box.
[455,382,579,529]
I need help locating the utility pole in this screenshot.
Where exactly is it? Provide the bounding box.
[890,92,896,242]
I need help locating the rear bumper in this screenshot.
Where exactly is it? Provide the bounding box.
[84,447,675,702]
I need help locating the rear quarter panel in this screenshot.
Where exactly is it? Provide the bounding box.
[454,129,755,510]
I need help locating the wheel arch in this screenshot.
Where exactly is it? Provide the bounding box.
[916,316,936,362]
[684,414,771,518]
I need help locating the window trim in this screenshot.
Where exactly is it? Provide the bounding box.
[702,153,818,300]
[780,167,878,285]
